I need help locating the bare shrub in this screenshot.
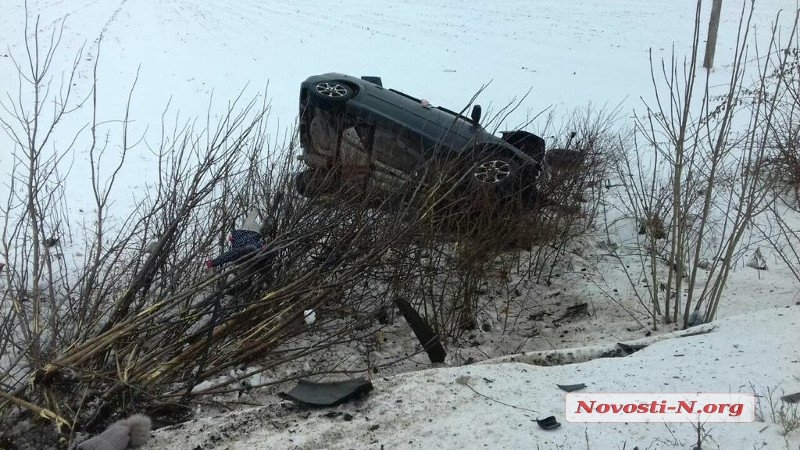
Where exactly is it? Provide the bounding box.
[0,13,620,446]
[751,384,800,441]
[379,105,620,342]
[764,42,800,205]
[756,34,800,285]
[0,13,422,441]
[611,2,799,328]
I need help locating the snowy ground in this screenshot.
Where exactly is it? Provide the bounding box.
[2,0,799,448]
[0,0,791,213]
[143,305,799,449]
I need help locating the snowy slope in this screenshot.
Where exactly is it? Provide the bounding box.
[0,0,792,223]
[1,0,791,142]
[143,305,799,449]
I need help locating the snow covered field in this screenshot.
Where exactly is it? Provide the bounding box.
[1,0,799,448]
[1,0,791,147]
[0,0,793,225]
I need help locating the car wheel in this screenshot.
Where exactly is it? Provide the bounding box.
[472,158,515,186]
[294,170,314,197]
[468,155,537,211]
[294,169,338,198]
[311,81,354,102]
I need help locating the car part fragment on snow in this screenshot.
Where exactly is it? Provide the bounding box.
[556,383,586,392]
[278,378,373,407]
[616,342,648,355]
[782,392,800,404]
[393,297,446,364]
[536,416,561,430]
[481,323,716,366]
[76,414,151,450]
[746,248,768,270]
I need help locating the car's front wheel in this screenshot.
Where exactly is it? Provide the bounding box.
[468,154,538,210]
[294,169,338,198]
[472,158,515,186]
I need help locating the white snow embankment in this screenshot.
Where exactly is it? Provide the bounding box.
[145,305,799,449]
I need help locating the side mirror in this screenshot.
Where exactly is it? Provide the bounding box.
[471,104,482,125]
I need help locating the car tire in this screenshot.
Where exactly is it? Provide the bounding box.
[294,169,315,198]
[294,169,337,198]
[310,80,355,102]
[471,156,517,187]
[467,154,539,212]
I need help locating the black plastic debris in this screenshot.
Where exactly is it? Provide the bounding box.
[617,341,649,355]
[279,378,373,407]
[556,383,586,392]
[394,298,446,364]
[536,416,561,430]
[782,392,800,404]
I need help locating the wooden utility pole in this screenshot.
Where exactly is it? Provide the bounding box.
[703,0,723,69]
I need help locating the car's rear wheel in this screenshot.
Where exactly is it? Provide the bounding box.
[311,81,354,102]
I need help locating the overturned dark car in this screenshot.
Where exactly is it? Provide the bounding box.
[295,73,548,210]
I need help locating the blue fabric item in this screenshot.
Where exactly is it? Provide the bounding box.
[206,229,264,268]
[230,229,263,249]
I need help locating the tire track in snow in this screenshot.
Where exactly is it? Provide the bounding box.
[84,0,128,68]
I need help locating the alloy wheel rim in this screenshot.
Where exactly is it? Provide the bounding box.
[315,82,349,98]
[473,160,511,183]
